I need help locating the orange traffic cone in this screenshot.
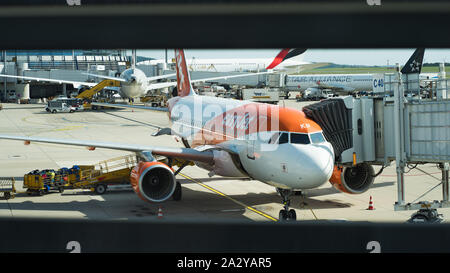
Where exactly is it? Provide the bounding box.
[157,206,163,218]
[367,196,374,210]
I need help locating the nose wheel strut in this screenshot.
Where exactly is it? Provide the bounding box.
[277,188,297,221]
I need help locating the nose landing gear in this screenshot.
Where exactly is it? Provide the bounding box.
[277,188,297,221]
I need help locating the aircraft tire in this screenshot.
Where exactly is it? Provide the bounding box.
[288,209,297,221]
[172,181,182,201]
[279,210,288,221]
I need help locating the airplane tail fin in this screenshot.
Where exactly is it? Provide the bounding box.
[266,48,307,69]
[174,49,196,97]
[401,48,425,74]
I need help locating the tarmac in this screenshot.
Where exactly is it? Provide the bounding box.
[0,98,448,223]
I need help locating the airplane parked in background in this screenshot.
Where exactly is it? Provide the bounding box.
[285,48,425,96]
[139,48,310,73]
[0,49,288,99]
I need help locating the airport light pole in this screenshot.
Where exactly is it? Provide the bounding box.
[165,49,168,64]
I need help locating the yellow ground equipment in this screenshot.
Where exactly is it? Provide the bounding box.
[23,154,138,196]
[24,169,69,196]
[0,177,16,200]
[140,94,168,107]
[76,79,121,110]
[68,154,137,194]
[76,79,121,100]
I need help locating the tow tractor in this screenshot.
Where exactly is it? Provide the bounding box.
[140,94,168,107]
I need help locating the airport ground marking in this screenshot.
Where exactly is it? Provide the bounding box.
[178,173,278,222]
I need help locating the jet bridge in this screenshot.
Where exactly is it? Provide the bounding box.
[303,70,450,215]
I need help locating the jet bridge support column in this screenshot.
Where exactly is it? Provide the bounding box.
[393,66,407,209]
[442,163,450,203]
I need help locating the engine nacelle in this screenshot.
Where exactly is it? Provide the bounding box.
[130,161,176,202]
[329,163,375,194]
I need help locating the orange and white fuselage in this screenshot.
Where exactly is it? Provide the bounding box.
[164,50,335,191]
[167,95,334,190]
[164,49,335,190]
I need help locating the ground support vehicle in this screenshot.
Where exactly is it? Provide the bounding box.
[23,170,68,196]
[141,94,168,107]
[45,101,77,113]
[76,79,121,110]
[66,154,138,194]
[0,177,16,200]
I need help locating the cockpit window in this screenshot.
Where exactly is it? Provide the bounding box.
[310,132,326,144]
[268,132,289,144]
[278,133,289,144]
[268,133,278,144]
[290,133,310,144]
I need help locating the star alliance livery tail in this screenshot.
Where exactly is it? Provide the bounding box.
[174,49,196,97]
[401,48,425,74]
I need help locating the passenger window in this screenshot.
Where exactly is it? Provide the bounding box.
[290,133,310,144]
[310,132,325,144]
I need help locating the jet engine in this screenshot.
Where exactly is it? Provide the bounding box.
[130,161,176,202]
[329,163,375,194]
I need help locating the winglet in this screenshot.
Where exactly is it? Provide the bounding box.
[174,49,196,97]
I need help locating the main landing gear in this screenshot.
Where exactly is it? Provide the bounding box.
[170,158,189,202]
[172,181,182,201]
[277,188,297,221]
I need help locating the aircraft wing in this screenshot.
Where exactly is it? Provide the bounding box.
[145,71,273,92]
[91,102,169,112]
[83,73,127,82]
[0,74,97,87]
[281,62,330,74]
[147,73,176,82]
[190,71,272,84]
[0,134,213,163]
[83,73,176,83]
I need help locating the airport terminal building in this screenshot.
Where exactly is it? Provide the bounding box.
[0,50,130,101]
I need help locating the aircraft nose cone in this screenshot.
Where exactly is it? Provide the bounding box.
[302,145,334,187]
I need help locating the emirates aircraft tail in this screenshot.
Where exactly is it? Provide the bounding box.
[174,49,196,97]
[266,48,307,70]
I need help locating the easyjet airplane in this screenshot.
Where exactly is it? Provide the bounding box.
[0,49,371,221]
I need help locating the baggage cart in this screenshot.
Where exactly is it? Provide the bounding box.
[0,177,16,200]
